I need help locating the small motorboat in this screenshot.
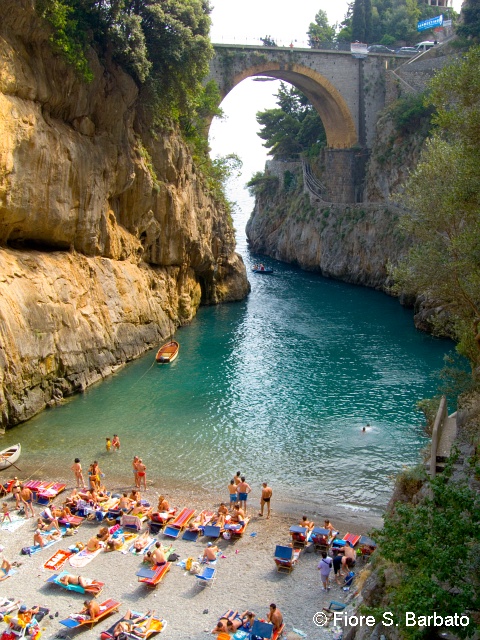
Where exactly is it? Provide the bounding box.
[155,340,180,364]
[0,443,21,470]
[252,264,274,274]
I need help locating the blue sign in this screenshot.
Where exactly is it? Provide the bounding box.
[417,15,443,31]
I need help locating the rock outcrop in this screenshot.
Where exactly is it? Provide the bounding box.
[0,0,249,428]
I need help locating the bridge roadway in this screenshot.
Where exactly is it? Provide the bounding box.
[208,43,404,150]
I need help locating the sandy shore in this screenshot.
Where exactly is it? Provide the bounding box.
[0,472,382,640]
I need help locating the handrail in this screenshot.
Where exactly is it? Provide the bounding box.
[429,395,447,478]
[302,158,327,199]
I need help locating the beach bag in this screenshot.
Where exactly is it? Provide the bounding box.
[344,571,355,586]
[189,561,201,574]
[168,552,179,562]
[21,547,32,556]
[185,557,193,571]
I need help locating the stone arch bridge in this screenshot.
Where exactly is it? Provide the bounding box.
[207,44,400,202]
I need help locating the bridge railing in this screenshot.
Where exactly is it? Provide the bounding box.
[429,395,447,478]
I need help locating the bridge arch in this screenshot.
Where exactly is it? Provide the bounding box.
[215,62,358,149]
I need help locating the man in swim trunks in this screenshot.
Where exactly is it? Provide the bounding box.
[267,604,283,632]
[236,477,252,513]
[234,471,242,486]
[137,459,147,490]
[20,485,35,518]
[228,479,237,507]
[259,482,272,519]
[151,542,167,565]
[81,599,100,620]
[202,542,219,562]
[231,503,245,525]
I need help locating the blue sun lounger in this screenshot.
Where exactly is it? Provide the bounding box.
[163,526,181,539]
[274,545,299,573]
[182,529,199,542]
[194,565,216,588]
[203,525,221,540]
[250,619,274,638]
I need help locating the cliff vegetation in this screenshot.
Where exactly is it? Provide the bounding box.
[0,0,249,428]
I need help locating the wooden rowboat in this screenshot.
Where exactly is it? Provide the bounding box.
[155,340,179,364]
[0,443,21,470]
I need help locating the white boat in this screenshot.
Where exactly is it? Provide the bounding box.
[0,443,21,470]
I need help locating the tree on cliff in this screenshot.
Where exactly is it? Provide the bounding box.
[36,0,213,120]
[391,46,480,369]
[256,83,327,160]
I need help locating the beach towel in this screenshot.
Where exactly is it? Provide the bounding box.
[44,549,74,571]
[69,546,103,567]
[120,533,139,554]
[24,528,65,555]
[0,568,17,581]
[0,513,27,533]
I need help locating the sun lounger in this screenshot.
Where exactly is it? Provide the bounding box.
[46,571,104,596]
[203,525,221,540]
[169,507,196,529]
[163,525,182,539]
[0,597,20,616]
[194,565,216,588]
[58,514,84,527]
[225,516,250,540]
[249,620,275,639]
[343,532,361,547]
[182,529,199,542]
[358,535,376,561]
[59,598,120,629]
[137,562,171,588]
[274,544,300,573]
[312,527,331,551]
[289,525,311,548]
[100,611,167,640]
[36,482,67,504]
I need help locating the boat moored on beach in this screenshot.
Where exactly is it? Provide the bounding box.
[0,443,21,470]
[155,340,180,364]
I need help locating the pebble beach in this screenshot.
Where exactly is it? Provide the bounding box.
[0,464,382,640]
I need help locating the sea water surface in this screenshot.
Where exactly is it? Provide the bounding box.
[1,186,451,517]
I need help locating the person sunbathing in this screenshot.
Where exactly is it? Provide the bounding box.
[35,517,49,531]
[18,604,40,625]
[202,542,219,562]
[118,493,132,512]
[267,603,283,632]
[239,611,255,631]
[97,526,110,542]
[324,519,338,535]
[299,515,314,530]
[33,529,61,547]
[211,612,242,634]
[79,599,100,620]
[217,503,229,517]
[113,610,154,639]
[151,541,167,565]
[133,530,151,552]
[86,534,103,552]
[59,574,90,589]
[129,490,141,504]
[156,496,170,512]
[131,503,151,517]
[212,512,227,529]
[1,558,12,580]
[231,504,245,523]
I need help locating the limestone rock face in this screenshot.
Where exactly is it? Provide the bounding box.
[0,0,249,428]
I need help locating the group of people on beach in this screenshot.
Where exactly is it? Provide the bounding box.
[212,603,283,635]
[227,472,273,519]
[105,435,121,452]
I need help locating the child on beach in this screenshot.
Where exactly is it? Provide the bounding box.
[1,502,11,523]
[106,438,112,452]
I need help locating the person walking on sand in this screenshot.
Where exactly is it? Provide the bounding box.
[237,477,251,513]
[71,459,85,488]
[259,482,272,518]
[112,434,120,450]
[318,551,333,591]
[11,477,22,509]
[137,459,147,490]
[20,484,35,518]
[1,502,11,523]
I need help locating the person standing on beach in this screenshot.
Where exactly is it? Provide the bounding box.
[228,479,237,507]
[20,484,35,518]
[133,456,140,488]
[71,459,85,489]
[234,471,242,486]
[112,434,120,450]
[1,502,11,523]
[267,604,283,632]
[137,459,147,490]
[11,477,22,508]
[318,551,333,591]
[259,482,272,518]
[106,438,112,452]
[237,477,252,513]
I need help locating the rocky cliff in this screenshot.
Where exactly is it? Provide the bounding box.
[0,0,249,428]
[246,160,409,290]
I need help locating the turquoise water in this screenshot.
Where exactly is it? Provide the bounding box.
[2,208,451,514]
